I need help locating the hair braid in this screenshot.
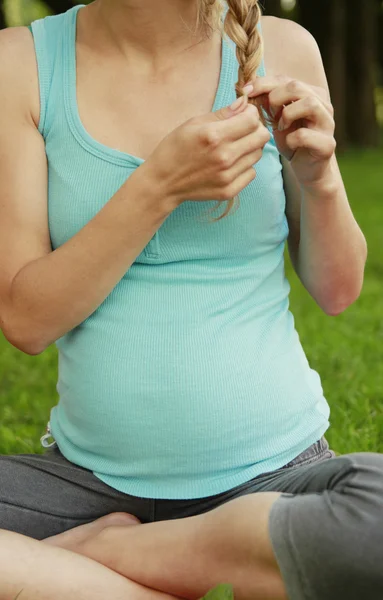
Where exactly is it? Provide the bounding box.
[196,0,224,35]
[197,1,273,221]
[225,1,264,111]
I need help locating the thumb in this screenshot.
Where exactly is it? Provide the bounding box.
[211,95,248,121]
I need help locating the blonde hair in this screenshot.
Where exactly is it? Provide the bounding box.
[196,0,273,222]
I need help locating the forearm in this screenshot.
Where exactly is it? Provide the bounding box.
[4,164,176,355]
[296,166,367,315]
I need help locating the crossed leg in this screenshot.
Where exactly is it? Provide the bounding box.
[43,453,383,600]
[44,492,286,600]
[0,526,183,600]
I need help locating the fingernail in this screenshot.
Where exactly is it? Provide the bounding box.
[242,84,254,95]
[278,118,285,131]
[230,96,245,111]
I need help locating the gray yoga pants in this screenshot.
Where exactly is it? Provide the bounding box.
[1,438,383,600]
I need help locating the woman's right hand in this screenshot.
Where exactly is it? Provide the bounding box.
[143,97,271,208]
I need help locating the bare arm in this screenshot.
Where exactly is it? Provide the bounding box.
[0,27,268,355]
[260,17,367,315]
[0,28,176,356]
[282,153,366,316]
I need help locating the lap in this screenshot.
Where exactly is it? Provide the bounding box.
[153,440,382,521]
[151,437,340,520]
[2,438,382,541]
[253,449,383,497]
[0,447,152,539]
[1,439,334,533]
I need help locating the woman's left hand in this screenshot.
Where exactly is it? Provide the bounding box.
[247,75,336,189]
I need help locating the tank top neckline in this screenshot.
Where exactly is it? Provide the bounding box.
[63,3,235,168]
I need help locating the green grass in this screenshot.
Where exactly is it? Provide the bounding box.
[1,148,383,456]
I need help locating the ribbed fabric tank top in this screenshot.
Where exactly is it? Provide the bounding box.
[29,4,330,500]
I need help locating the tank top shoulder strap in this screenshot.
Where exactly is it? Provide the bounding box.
[257,17,266,77]
[29,7,80,138]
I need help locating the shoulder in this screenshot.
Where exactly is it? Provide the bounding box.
[260,16,328,92]
[0,26,40,128]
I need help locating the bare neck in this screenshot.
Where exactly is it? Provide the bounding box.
[89,0,208,61]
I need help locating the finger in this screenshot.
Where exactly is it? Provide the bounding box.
[278,97,335,133]
[285,128,336,160]
[214,104,262,142]
[215,147,263,188]
[249,78,331,123]
[217,167,258,202]
[247,75,291,98]
[211,128,269,173]
[213,94,249,121]
[267,80,326,120]
[221,148,263,186]
[230,127,271,161]
[248,75,329,105]
[231,149,263,176]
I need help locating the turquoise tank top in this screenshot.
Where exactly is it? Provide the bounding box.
[29,4,330,500]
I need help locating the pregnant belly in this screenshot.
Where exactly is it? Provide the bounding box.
[53,312,326,478]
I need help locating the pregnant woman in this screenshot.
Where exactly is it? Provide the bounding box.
[0,1,381,599]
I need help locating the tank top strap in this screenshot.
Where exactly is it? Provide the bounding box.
[29,7,81,138]
[257,18,266,77]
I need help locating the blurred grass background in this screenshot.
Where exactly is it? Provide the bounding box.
[1,148,382,456]
[3,0,51,25]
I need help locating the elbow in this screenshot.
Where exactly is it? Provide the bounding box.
[1,319,48,356]
[319,283,363,317]
[316,249,367,317]
[19,342,47,356]
[6,334,47,356]
[322,303,352,317]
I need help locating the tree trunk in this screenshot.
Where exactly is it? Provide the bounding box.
[0,0,6,29]
[346,0,379,146]
[378,0,383,80]
[299,0,347,149]
[326,0,347,149]
[44,0,74,13]
[299,0,328,59]
[263,0,282,18]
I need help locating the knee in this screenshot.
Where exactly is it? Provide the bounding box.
[339,453,383,560]
[348,452,383,473]
[280,455,383,597]
[343,452,383,507]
